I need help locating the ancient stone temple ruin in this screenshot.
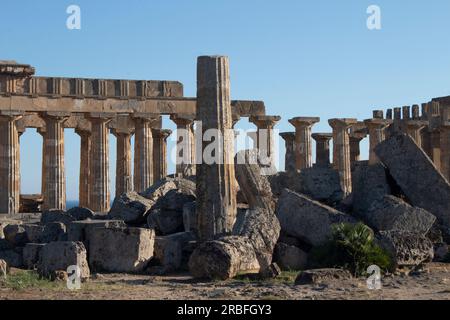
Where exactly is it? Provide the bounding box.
[0,56,449,282]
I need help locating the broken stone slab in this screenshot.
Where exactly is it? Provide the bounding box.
[40,222,67,243]
[188,236,260,280]
[295,268,352,285]
[66,207,95,221]
[147,209,184,235]
[67,220,126,249]
[41,210,76,225]
[233,207,280,276]
[235,149,274,212]
[37,241,90,280]
[153,232,196,273]
[274,243,308,271]
[108,191,154,224]
[88,227,155,273]
[142,177,196,210]
[365,195,436,234]
[352,162,392,217]
[276,189,356,246]
[0,219,22,239]
[23,243,46,269]
[374,133,450,229]
[3,224,29,247]
[377,230,434,267]
[0,259,7,278]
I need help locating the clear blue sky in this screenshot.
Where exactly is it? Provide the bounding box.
[2,0,450,200]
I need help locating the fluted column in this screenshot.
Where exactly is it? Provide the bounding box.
[329,118,357,196]
[41,112,70,211]
[364,118,391,165]
[0,111,23,214]
[152,129,172,182]
[112,129,133,196]
[288,117,320,170]
[75,128,91,208]
[133,114,158,193]
[37,127,46,199]
[88,113,114,212]
[312,133,332,167]
[250,115,281,167]
[170,115,196,177]
[280,132,296,173]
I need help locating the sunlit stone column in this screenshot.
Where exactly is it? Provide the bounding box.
[75,128,91,208]
[329,118,357,196]
[250,115,281,167]
[133,114,159,193]
[88,113,114,212]
[196,55,237,240]
[112,128,133,196]
[312,133,332,167]
[364,118,391,165]
[170,115,196,177]
[37,127,47,200]
[280,132,296,173]
[41,112,70,211]
[288,117,320,170]
[349,122,367,167]
[152,129,172,183]
[406,120,427,147]
[0,111,23,214]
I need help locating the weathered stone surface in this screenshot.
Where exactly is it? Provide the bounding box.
[0,259,7,278]
[23,243,45,269]
[189,236,260,280]
[89,227,155,273]
[377,230,434,267]
[182,201,198,235]
[41,210,75,225]
[67,220,126,249]
[0,249,22,268]
[153,232,195,273]
[3,224,28,246]
[365,195,436,234]
[434,243,449,262]
[23,224,45,243]
[108,191,154,224]
[147,209,184,235]
[40,222,67,243]
[38,241,90,280]
[233,208,280,276]
[276,189,355,246]
[295,268,352,285]
[66,207,95,221]
[375,133,450,229]
[269,168,343,204]
[274,243,308,271]
[0,238,13,251]
[352,162,391,216]
[142,177,196,208]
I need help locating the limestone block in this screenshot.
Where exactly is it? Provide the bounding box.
[23,243,46,269]
[274,243,308,271]
[108,191,154,224]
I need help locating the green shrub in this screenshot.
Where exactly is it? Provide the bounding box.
[309,222,394,276]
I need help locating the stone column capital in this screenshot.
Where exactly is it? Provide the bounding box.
[110,127,134,137]
[250,115,281,129]
[74,127,91,137]
[87,112,115,123]
[406,120,428,130]
[312,132,333,142]
[328,118,357,129]
[0,110,24,122]
[152,128,172,140]
[279,132,295,142]
[288,117,320,129]
[170,114,195,127]
[364,118,392,130]
[132,112,160,122]
[41,111,71,120]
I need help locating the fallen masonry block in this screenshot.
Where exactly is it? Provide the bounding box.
[276,189,355,246]
[41,210,75,225]
[23,243,46,269]
[352,162,391,217]
[37,241,90,280]
[142,177,196,209]
[375,133,450,229]
[67,220,126,249]
[188,236,260,280]
[182,201,198,235]
[3,224,28,246]
[0,249,23,268]
[295,268,352,285]
[366,195,436,234]
[274,243,308,271]
[0,259,7,278]
[89,227,155,273]
[108,192,154,224]
[377,230,434,267]
[147,208,184,235]
[153,232,196,273]
[40,222,67,243]
[66,207,94,221]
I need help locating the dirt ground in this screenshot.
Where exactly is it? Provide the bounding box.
[0,263,449,300]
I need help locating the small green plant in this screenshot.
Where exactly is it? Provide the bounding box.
[0,270,60,291]
[309,222,394,276]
